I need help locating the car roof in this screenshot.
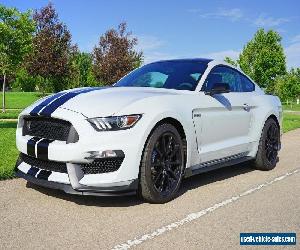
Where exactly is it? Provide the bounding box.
[154,58,213,64]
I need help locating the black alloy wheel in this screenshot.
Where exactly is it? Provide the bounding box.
[252,118,280,171]
[265,123,279,165]
[150,131,183,196]
[139,123,185,203]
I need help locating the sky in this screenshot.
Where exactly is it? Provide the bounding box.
[2,0,300,68]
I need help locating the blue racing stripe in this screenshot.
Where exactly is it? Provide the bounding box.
[27,167,39,177]
[36,139,54,160]
[39,87,102,117]
[30,91,67,116]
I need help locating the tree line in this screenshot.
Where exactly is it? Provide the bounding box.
[225,29,300,103]
[0,3,142,112]
[1,3,299,113]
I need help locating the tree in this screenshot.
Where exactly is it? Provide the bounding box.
[26,3,73,93]
[239,29,286,93]
[0,5,35,112]
[274,68,300,103]
[12,67,40,92]
[224,56,238,67]
[93,22,143,85]
[68,51,95,88]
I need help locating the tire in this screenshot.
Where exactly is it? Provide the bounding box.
[252,118,280,171]
[139,123,185,203]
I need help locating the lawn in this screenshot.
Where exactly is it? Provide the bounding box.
[282,113,300,133]
[282,103,300,111]
[0,91,41,109]
[0,121,18,180]
[0,109,21,119]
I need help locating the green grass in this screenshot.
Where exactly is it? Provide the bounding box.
[282,103,300,111]
[0,109,21,119]
[282,113,300,133]
[0,92,41,109]
[0,121,18,180]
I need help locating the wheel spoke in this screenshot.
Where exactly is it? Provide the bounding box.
[152,162,163,168]
[169,144,180,158]
[166,136,174,154]
[154,172,163,186]
[162,135,168,154]
[169,160,181,166]
[154,143,163,158]
[167,169,178,180]
[159,174,166,192]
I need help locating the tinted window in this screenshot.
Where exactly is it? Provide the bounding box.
[128,71,168,88]
[204,66,241,92]
[115,61,207,91]
[240,74,255,92]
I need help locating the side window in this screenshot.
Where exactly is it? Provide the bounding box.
[204,66,241,92]
[240,74,255,92]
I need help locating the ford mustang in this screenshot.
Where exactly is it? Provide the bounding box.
[15,58,282,203]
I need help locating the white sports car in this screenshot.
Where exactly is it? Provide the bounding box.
[15,59,282,203]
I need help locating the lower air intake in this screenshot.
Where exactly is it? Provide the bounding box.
[80,158,124,174]
[20,153,67,173]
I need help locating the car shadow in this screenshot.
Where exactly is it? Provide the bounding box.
[26,161,254,207]
[179,161,254,196]
[213,94,232,110]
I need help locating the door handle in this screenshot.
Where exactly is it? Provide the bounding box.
[243,103,250,111]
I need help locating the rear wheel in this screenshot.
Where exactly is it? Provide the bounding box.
[139,123,185,203]
[252,118,280,170]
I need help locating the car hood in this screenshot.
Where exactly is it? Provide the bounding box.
[55,87,181,118]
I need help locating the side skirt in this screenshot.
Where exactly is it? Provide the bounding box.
[185,153,254,178]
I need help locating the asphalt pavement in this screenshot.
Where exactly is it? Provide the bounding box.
[0,129,299,250]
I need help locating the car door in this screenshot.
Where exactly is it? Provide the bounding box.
[193,65,252,163]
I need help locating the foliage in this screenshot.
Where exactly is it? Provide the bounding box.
[93,22,143,85]
[0,4,35,111]
[26,3,73,93]
[224,57,238,67]
[67,50,102,88]
[274,68,300,102]
[238,29,286,93]
[12,67,43,92]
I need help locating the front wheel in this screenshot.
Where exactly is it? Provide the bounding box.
[252,118,280,171]
[139,123,185,203]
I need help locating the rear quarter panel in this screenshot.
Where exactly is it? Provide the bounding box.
[247,93,282,157]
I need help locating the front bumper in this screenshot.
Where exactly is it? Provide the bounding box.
[15,149,139,196]
[15,107,149,195]
[16,170,138,196]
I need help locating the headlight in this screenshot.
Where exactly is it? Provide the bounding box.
[87,114,142,131]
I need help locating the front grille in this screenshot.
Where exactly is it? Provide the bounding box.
[80,158,124,174]
[23,117,78,143]
[20,153,67,173]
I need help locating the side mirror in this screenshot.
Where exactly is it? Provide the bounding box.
[205,83,230,95]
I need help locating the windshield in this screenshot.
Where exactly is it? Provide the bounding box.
[115,61,208,91]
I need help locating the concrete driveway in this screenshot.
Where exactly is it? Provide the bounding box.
[1,129,299,249]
